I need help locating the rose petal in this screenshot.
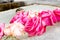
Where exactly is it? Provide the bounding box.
[53,9,60,22]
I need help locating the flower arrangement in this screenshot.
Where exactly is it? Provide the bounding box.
[0,9,60,40]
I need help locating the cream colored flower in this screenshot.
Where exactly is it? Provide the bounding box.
[4,22,26,37]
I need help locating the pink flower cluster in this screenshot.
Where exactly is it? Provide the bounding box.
[10,9,60,37]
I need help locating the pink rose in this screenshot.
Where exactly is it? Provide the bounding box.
[25,16,46,37]
[39,10,57,26]
[10,11,29,25]
[0,23,5,38]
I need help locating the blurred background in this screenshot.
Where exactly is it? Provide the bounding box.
[0,0,60,11]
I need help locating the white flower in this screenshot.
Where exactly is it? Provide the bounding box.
[4,22,26,37]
